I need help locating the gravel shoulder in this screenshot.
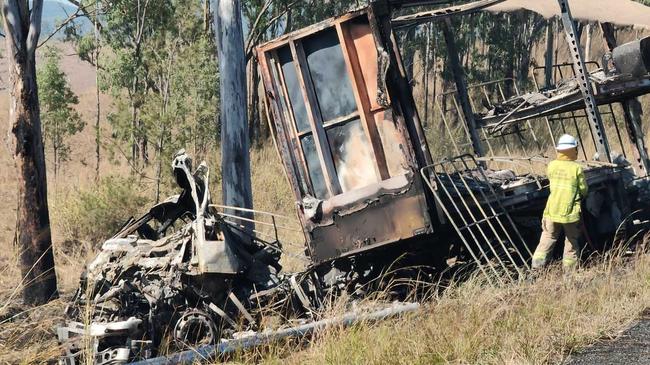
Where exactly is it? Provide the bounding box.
[565,310,650,365]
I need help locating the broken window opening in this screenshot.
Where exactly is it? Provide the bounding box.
[267,17,412,200]
[278,46,310,134]
[326,117,378,192]
[303,27,358,122]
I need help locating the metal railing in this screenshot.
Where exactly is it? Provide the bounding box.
[421,154,532,285]
[209,204,310,263]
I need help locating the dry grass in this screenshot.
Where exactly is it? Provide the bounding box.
[231,254,650,365]
[3,247,650,364]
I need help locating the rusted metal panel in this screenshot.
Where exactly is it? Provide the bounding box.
[368,2,434,169]
[337,21,390,181]
[269,52,314,194]
[256,10,367,54]
[374,110,410,177]
[290,40,343,197]
[257,7,436,264]
[258,53,304,200]
[349,20,388,110]
[309,178,432,262]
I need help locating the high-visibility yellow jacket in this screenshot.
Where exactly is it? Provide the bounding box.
[543,153,588,223]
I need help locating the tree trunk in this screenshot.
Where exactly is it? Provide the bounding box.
[584,23,593,62]
[401,27,416,83]
[423,23,431,126]
[215,0,254,232]
[130,92,138,163]
[247,56,260,147]
[519,18,546,83]
[94,0,101,181]
[601,22,617,53]
[544,19,555,88]
[3,0,58,305]
[204,0,211,33]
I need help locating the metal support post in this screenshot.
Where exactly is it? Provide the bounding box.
[441,18,485,158]
[557,0,611,161]
[622,99,650,176]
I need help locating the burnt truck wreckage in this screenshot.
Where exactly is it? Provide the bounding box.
[59,0,650,363]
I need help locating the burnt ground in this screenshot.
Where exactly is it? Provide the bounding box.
[564,310,650,365]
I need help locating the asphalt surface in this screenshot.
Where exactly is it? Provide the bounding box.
[564,311,650,365]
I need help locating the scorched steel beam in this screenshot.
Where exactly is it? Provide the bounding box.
[557,0,611,161]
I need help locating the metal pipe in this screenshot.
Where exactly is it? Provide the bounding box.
[129,302,420,365]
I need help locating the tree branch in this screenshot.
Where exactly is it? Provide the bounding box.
[244,0,273,54]
[2,0,25,54]
[37,8,85,48]
[245,0,298,61]
[65,0,104,32]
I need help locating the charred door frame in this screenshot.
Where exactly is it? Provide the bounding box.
[259,10,403,198]
[257,6,437,263]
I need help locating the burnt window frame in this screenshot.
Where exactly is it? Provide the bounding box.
[262,12,396,200]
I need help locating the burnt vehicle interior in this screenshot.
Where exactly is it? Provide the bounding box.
[59,0,650,364]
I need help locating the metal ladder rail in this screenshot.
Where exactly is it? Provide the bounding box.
[456,155,533,264]
[421,165,501,286]
[422,155,532,283]
[435,161,516,282]
[445,156,531,270]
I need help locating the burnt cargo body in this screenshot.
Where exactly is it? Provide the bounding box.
[257,6,439,264]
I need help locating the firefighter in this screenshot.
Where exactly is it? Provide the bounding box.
[532,134,588,270]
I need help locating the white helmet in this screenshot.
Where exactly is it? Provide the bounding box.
[556,134,578,150]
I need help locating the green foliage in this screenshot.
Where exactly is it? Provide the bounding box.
[37,46,84,175]
[67,0,219,174]
[53,176,149,244]
[64,0,220,198]
[401,11,546,91]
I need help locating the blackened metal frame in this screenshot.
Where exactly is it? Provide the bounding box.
[421,154,532,285]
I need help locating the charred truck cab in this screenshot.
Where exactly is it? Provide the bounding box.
[257,5,440,265]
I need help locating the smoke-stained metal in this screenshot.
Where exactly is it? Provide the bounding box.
[392,0,506,29]
[58,1,650,364]
[612,37,650,78]
[257,7,436,265]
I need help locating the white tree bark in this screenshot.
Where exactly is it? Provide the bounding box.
[2,0,58,305]
[214,0,254,231]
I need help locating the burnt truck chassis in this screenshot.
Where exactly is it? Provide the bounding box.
[57,151,440,365]
[59,1,650,364]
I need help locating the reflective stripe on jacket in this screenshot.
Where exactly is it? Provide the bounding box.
[543,154,588,223]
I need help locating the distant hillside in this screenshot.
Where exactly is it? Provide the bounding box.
[42,0,91,37]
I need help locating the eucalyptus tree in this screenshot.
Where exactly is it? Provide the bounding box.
[38,47,84,177]
[215,0,254,228]
[2,0,58,305]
